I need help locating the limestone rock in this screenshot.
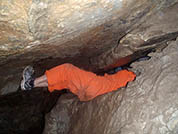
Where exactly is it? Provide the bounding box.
[44,40,178,134]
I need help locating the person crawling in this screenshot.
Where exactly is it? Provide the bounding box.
[21,63,136,101]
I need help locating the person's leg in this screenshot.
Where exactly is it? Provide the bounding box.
[21,66,48,90]
[21,63,71,91]
[34,74,48,87]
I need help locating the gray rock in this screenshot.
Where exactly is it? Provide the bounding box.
[0,73,21,95]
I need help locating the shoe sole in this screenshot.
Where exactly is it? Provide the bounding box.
[21,80,26,90]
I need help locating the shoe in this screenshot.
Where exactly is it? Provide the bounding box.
[21,66,35,90]
[114,67,123,72]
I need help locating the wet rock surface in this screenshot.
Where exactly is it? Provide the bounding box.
[44,39,178,134]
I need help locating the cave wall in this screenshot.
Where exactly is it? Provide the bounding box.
[1,0,178,94]
[0,1,178,134]
[0,0,153,64]
[91,2,178,69]
[44,38,178,134]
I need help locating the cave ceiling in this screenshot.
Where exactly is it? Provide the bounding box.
[0,0,178,77]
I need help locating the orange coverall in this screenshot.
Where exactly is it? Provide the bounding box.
[45,63,136,101]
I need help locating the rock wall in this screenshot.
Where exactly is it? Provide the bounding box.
[0,0,154,64]
[1,0,178,94]
[91,2,178,70]
[43,39,178,134]
[1,0,177,66]
[0,1,178,133]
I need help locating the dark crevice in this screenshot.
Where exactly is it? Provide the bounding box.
[0,89,66,134]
